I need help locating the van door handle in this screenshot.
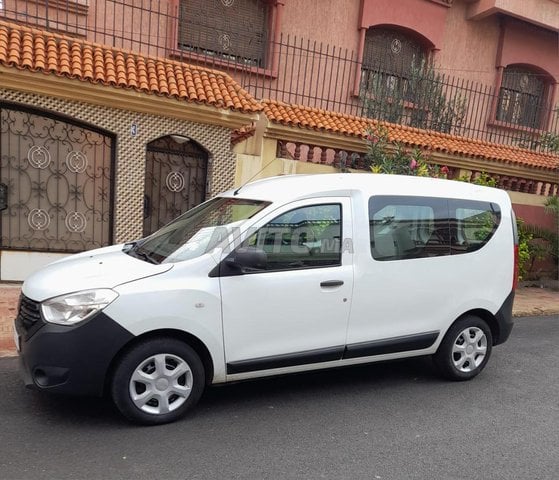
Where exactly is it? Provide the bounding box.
[320,280,344,287]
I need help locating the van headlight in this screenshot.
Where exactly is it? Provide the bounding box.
[41,289,119,326]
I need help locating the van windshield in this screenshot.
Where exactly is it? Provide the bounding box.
[125,197,270,264]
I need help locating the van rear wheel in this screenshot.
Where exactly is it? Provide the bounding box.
[111,338,205,425]
[433,315,493,381]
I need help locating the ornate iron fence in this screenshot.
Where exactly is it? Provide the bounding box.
[0,103,115,252]
[1,0,558,153]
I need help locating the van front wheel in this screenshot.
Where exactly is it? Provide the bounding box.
[111,338,205,425]
[433,315,493,381]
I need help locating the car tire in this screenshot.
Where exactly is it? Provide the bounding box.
[433,315,493,381]
[111,338,205,425]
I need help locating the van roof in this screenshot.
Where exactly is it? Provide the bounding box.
[222,173,510,205]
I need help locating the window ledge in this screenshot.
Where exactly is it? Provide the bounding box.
[426,0,453,7]
[488,119,546,136]
[168,49,277,79]
[357,92,428,112]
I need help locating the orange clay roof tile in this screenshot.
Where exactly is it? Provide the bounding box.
[262,100,559,171]
[231,124,257,145]
[0,20,260,114]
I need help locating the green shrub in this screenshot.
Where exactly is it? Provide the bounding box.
[457,172,497,188]
[365,125,449,178]
[516,218,533,281]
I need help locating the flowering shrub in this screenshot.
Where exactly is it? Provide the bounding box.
[365,125,449,179]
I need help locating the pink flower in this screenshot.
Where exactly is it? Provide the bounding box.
[441,166,449,174]
[410,159,418,170]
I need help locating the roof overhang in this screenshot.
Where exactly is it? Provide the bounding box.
[263,119,558,183]
[0,66,259,129]
[466,0,559,32]
[264,120,366,152]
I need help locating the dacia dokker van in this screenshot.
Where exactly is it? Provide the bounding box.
[14,174,517,424]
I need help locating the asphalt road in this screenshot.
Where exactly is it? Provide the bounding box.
[0,315,558,480]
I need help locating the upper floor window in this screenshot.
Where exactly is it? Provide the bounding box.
[496,66,549,129]
[361,27,427,104]
[178,0,271,68]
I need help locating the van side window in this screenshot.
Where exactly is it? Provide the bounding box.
[369,196,502,261]
[245,204,342,271]
[449,200,501,254]
[369,196,449,260]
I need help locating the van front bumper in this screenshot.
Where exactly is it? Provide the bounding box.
[15,312,134,397]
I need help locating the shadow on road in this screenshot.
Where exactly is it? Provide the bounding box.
[3,355,441,427]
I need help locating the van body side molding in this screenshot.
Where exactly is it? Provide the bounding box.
[226,345,344,374]
[227,331,439,375]
[344,331,440,359]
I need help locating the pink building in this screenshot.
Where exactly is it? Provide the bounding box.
[3,0,558,147]
[0,0,557,280]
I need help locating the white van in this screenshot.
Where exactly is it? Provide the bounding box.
[14,174,517,424]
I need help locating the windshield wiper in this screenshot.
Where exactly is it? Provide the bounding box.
[123,241,159,264]
[132,249,159,264]
[122,241,138,253]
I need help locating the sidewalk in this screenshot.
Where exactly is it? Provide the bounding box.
[0,284,20,356]
[1,283,557,357]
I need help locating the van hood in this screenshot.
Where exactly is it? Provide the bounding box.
[22,245,173,301]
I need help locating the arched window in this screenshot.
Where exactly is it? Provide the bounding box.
[361,27,428,103]
[178,0,271,68]
[496,66,550,129]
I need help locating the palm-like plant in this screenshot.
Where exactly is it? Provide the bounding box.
[519,195,558,277]
[544,195,559,217]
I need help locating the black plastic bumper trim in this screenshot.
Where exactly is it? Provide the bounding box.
[17,311,134,396]
[226,331,440,375]
[493,289,515,345]
[344,331,440,359]
[227,345,344,374]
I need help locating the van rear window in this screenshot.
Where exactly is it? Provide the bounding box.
[449,199,501,254]
[369,196,501,261]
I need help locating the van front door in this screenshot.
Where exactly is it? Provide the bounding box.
[220,198,353,376]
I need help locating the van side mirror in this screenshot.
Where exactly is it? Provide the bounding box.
[224,247,267,274]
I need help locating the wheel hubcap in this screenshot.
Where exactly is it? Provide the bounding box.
[129,353,193,415]
[452,327,487,373]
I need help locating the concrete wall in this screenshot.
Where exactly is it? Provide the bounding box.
[437,0,500,86]
[510,192,558,230]
[280,0,361,51]
[234,153,339,187]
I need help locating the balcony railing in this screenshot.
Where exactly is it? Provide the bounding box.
[2,0,558,154]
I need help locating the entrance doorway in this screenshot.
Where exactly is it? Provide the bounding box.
[143,135,208,236]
